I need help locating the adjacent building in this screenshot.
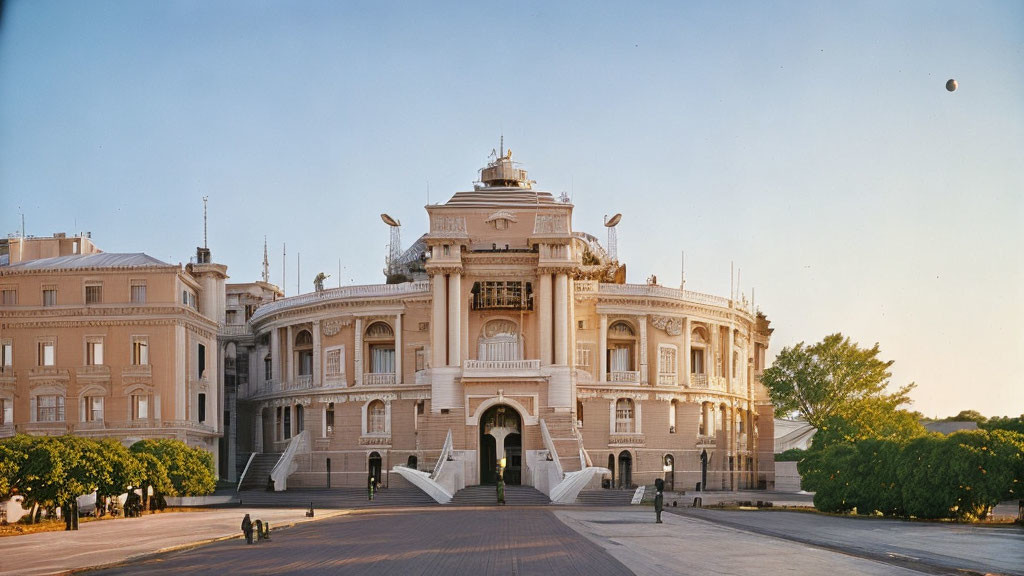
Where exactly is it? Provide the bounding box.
[0,234,228,472]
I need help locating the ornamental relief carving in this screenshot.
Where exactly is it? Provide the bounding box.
[533,214,568,234]
[650,315,683,336]
[431,215,467,234]
[321,319,351,336]
[600,392,648,401]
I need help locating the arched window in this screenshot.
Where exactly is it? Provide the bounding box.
[478,319,521,361]
[368,400,386,434]
[614,398,634,433]
[365,322,395,376]
[295,330,313,377]
[607,321,637,382]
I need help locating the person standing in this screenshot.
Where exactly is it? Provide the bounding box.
[241,514,254,544]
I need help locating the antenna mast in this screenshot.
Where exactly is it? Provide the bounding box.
[680,250,686,290]
[202,196,208,248]
[262,237,270,283]
[282,243,287,297]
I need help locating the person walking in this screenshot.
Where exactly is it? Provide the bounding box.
[241,514,254,544]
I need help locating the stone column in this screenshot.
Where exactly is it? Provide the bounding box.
[448,272,461,367]
[538,273,552,365]
[702,402,711,436]
[395,313,403,384]
[638,315,648,385]
[312,320,322,387]
[431,273,446,368]
[598,314,608,383]
[354,318,364,386]
[682,317,691,387]
[286,325,294,384]
[270,329,281,384]
[554,273,568,365]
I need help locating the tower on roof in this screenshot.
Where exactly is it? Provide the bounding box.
[477,145,533,189]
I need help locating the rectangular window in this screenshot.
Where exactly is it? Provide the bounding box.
[1,341,12,373]
[0,398,11,425]
[198,344,206,378]
[264,355,272,381]
[86,339,104,366]
[610,347,630,372]
[283,406,291,439]
[225,310,238,324]
[370,346,395,374]
[414,347,426,372]
[37,395,65,422]
[198,393,206,422]
[85,284,102,304]
[132,394,150,420]
[325,349,342,377]
[84,396,104,422]
[132,337,149,365]
[691,349,705,374]
[130,282,147,303]
[659,347,677,375]
[38,341,55,366]
[326,403,335,433]
[576,345,591,368]
[42,287,57,307]
[1,289,16,305]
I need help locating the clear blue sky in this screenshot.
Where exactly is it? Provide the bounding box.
[2,1,1021,419]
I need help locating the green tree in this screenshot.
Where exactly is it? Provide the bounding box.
[980,415,1024,435]
[813,396,926,448]
[130,439,214,497]
[939,410,988,423]
[760,333,915,430]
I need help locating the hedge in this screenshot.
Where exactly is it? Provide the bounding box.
[799,429,1023,521]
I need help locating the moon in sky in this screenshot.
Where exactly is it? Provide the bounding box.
[946,79,958,92]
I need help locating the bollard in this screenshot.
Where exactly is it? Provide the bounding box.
[306,502,315,518]
[263,521,271,541]
[254,519,263,543]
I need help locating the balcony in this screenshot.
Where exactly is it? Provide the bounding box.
[697,434,716,447]
[18,421,69,435]
[76,365,111,379]
[122,365,153,378]
[689,373,727,392]
[28,367,70,381]
[462,359,542,379]
[287,375,313,390]
[607,371,640,384]
[657,373,677,386]
[363,373,396,386]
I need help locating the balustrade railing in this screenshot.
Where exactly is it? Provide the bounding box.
[657,373,677,386]
[697,434,716,447]
[249,281,430,324]
[597,283,752,314]
[608,371,640,383]
[463,359,541,370]
[364,373,396,386]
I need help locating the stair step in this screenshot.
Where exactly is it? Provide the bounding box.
[450,485,550,506]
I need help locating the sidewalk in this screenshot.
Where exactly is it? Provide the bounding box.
[0,507,346,576]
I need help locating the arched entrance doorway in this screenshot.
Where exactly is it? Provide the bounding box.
[617,450,632,488]
[479,404,522,485]
[368,452,382,486]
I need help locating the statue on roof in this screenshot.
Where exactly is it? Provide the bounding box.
[314,272,330,293]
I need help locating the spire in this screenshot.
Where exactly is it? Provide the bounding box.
[262,236,270,283]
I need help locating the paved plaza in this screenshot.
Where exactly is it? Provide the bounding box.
[2,503,1021,575]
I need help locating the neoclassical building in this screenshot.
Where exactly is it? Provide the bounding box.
[231,151,776,499]
[0,235,228,470]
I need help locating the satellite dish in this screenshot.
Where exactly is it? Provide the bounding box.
[946,79,958,92]
[381,214,400,227]
[604,213,622,227]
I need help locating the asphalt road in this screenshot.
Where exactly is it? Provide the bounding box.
[91,507,633,576]
[675,507,1024,576]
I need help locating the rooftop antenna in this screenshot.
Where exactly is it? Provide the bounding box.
[282,243,287,297]
[680,250,686,291]
[338,258,342,288]
[297,252,301,295]
[500,134,504,157]
[381,213,401,277]
[730,261,735,303]
[262,236,270,283]
[20,210,25,262]
[736,267,741,302]
[604,213,622,262]
[202,196,208,248]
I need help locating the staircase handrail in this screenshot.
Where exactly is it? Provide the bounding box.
[575,427,593,469]
[236,452,257,492]
[539,419,564,479]
[270,430,310,491]
[431,429,453,480]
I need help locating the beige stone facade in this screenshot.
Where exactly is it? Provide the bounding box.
[232,151,776,492]
[0,237,227,471]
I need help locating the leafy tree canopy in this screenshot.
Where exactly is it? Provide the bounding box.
[761,333,914,430]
